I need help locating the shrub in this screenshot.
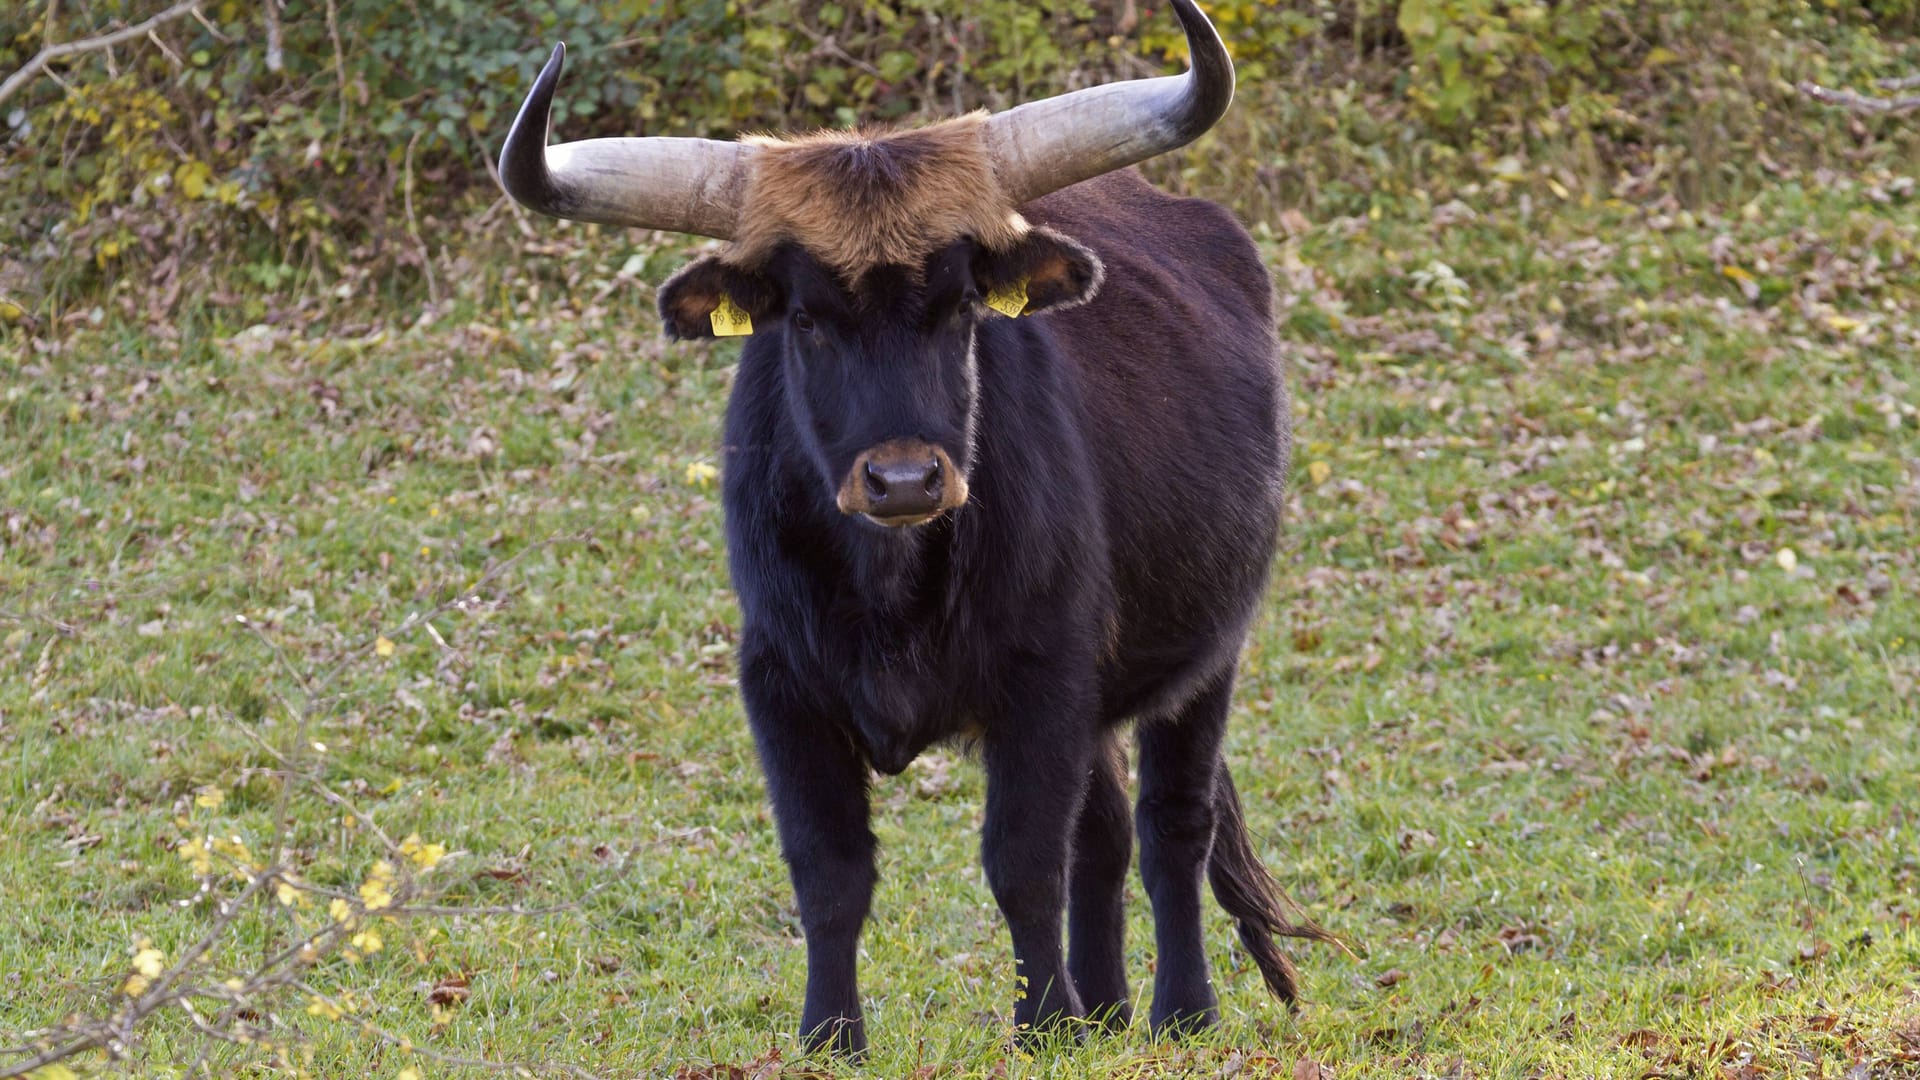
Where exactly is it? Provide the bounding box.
[1,0,1913,318]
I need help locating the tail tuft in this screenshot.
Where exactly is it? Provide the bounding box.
[1206,768,1350,1007]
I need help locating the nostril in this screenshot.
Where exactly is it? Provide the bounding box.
[864,462,888,502]
[923,458,942,496]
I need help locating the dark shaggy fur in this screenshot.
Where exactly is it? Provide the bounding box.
[658,168,1333,1057]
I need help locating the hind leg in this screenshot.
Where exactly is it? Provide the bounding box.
[1135,671,1232,1036]
[1068,735,1133,1029]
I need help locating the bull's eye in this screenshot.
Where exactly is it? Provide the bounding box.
[792,311,816,334]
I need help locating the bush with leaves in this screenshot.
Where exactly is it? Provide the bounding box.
[1,0,1915,322]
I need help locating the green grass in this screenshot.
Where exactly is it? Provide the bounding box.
[3,172,1918,1078]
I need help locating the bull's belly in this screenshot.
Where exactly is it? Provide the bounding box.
[1093,512,1278,724]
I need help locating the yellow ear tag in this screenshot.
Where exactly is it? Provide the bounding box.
[984,277,1030,318]
[710,295,754,337]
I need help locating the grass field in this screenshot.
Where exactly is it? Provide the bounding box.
[3,170,1918,1078]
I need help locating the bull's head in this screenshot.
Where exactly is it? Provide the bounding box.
[498,0,1233,528]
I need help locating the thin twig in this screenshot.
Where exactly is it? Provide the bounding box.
[294,985,610,1080]
[404,129,441,305]
[261,0,283,72]
[1878,73,1920,92]
[787,21,885,80]
[0,0,200,108]
[323,0,347,154]
[146,27,184,70]
[0,521,614,1076]
[188,6,231,43]
[0,872,271,1078]
[1798,80,1920,115]
[471,128,528,231]
[0,607,80,636]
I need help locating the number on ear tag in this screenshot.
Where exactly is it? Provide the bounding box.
[985,277,1029,318]
[710,295,754,337]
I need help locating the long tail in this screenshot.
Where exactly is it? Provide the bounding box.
[1206,767,1350,1007]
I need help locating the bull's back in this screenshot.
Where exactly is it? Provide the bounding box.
[1025,171,1288,721]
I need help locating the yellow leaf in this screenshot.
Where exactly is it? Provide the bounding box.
[1307,461,1332,486]
[684,461,718,488]
[210,835,251,864]
[1825,314,1861,333]
[178,837,212,875]
[360,861,396,910]
[374,636,395,657]
[396,1070,423,1080]
[1775,547,1798,572]
[1546,178,1571,200]
[122,939,165,996]
[28,1066,79,1080]
[194,785,225,810]
[399,833,447,870]
[329,897,356,926]
[175,161,210,200]
[1720,265,1754,282]
[350,927,384,955]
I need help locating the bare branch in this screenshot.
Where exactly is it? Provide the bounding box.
[404,128,441,305]
[323,0,347,149]
[262,0,283,72]
[1878,74,1920,92]
[0,0,201,108]
[146,27,185,71]
[0,871,272,1079]
[0,519,618,1077]
[1798,80,1920,115]
[189,5,232,43]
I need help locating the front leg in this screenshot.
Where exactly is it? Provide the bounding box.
[742,641,877,1057]
[980,700,1095,1039]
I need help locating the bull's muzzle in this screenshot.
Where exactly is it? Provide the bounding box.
[836,439,968,526]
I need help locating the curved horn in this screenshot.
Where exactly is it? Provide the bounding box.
[983,0,1233,206]
[498,43,756,238]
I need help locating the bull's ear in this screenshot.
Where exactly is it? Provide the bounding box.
[972,226,1105,316]
[657,255,780,340]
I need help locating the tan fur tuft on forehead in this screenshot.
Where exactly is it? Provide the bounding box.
[728,113,1029,278]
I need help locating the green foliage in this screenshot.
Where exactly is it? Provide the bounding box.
[1,0,1915,317]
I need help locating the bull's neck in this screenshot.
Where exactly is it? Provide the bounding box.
[831,510,957,618]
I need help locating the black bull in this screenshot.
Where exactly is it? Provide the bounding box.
[652,169,1336,1055]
